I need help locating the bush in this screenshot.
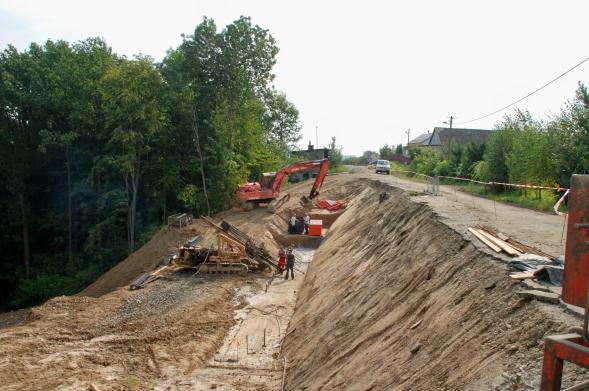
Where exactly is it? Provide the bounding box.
[11,274,79,308]
[434,160,451,176]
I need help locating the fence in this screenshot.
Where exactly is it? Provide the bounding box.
[167,213,193,228]
[426,176,440,196]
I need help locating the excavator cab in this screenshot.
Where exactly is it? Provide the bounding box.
[260,172,276,191]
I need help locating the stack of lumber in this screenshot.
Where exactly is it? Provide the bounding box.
[467,227,524,256]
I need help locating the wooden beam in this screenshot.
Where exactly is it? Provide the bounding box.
[476,229,523,256]
[468,227,501,252]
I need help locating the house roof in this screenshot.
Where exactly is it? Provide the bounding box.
[408,132,432,146]
[428,127,494,146]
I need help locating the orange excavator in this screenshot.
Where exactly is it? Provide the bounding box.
[236,159,329,209]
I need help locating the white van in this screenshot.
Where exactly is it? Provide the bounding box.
[375,160,390,175]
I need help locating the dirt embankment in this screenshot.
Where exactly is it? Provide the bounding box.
[81,223,206,297]
[282,180,584,390]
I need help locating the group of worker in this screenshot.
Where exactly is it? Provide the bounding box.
[288,214,311,235]
[277,245,296,280]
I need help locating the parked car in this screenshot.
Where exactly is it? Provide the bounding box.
[375,159,390,175]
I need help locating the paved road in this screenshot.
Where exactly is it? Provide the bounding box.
[349,166,566,257]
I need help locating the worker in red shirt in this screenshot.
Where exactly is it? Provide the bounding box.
[277,247,286,274]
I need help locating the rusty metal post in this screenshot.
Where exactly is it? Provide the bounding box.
[540,175,589,390]
[562,175,589,309]
[540,338,563,391]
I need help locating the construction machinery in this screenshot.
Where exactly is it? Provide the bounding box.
[129,218,279,288]
[236,159,329,208]
[176,233,256,275]
[171,216,279,275]
[540,175,589,390]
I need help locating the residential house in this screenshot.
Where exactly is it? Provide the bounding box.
[407,127,494,150]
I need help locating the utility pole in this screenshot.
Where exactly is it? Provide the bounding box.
[405,129,411,145]
[315,125,318,148]
[448,116,454,128]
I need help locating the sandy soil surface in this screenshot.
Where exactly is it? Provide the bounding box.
[155,248,315,390]
[0,177,335,390]
[0,274,238,390]
[0,171,584,390]
[282,175,586,390]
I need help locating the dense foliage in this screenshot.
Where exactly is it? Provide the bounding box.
[0,17,301,309]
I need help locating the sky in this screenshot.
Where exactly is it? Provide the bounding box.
[1,0,588,156]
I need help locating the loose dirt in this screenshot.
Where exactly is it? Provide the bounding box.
[0,170,585,390]
[282,175,586,390]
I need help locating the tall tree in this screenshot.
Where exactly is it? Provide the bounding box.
[99,56,167,252]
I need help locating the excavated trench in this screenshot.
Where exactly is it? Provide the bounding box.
[4,176,587,390]
[281,179,585,390]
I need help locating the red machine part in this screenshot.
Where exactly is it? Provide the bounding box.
[562,175,589,307]
[541,175,589,390]
[236,159,329,202]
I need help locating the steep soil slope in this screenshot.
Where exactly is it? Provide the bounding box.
[81,223,205,297]
[283,180,582,390]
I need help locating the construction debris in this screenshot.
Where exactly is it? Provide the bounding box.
[516,290,561,304]
[468,227,524,255]
[129,265,169,290]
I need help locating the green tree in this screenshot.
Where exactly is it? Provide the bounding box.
[379,144,393,160]
[99,56,168,252]
[329,136,343,167]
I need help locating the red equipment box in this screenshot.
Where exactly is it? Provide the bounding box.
[308,219,323,236]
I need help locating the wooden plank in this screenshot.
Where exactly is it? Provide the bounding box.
[509,272,537,280]
[468,227,501,252]
[475,229,523,256]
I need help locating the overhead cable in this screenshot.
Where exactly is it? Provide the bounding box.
[455,55,589,125]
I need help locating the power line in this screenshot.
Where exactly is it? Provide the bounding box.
[455,55,589,125]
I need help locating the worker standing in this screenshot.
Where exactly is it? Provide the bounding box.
[277,247,286,273]
[285,247,295,280]
[303,214,310,235]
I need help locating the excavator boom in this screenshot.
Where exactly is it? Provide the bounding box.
[236,159,329,203]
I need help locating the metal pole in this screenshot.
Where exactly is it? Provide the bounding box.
[315,125,318,148]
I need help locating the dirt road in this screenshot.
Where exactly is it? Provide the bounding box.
[351,166,566,256]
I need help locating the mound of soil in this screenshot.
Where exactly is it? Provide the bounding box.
[282,180,585,390]
[0,275,238,390]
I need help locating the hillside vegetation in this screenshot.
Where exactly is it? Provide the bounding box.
[0,17,301,309]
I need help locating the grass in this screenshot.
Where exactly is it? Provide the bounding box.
[329,165,352,174]
[388,162,427,183]
[387,161,562,213]
[452,182,561,213]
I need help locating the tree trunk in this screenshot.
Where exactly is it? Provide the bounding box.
[18,192,30,278]
[96,175,102,261]
[192,109,211,215]
[65,144,73,267]
[125,176,132,253]
[127,168,141,253]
